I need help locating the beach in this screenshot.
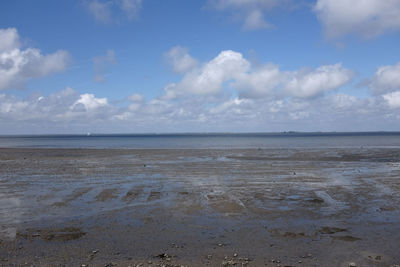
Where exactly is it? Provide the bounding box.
[0,147,399,266]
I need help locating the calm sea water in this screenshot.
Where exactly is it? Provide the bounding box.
[0,132,400,149]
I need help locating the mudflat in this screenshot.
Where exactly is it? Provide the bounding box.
[0,148,399,266]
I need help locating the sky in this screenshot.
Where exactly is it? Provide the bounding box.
[1,0,400,134]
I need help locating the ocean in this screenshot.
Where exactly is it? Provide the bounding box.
[0,132,400,149]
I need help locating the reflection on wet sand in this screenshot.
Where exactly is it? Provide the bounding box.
[0,148,399,266]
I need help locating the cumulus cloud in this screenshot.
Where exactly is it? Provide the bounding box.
[0,28,19,52]
[314,0,400,38]
[0,28,70,90]
[369,62,400,95]
[93,50,116,82]
[283,64,353,98]
[87,0,142,23]
[165,50,249,98]
[165,46,198,74]
[233,64,281,98]
[383,91,400,108]
[164,50,352,100]
[208,0,282,31]
[72,93,108,111]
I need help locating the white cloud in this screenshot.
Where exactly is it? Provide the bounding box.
[314,0,400,38]
[72,93,108,111]
[128,93,143,102]
[383,91,400,108]
[117,0,142,20]
[88,0,113,23]
[284,64,353,98]
[208,0,281,31]
[128,93,144,111]
[242,9,270,30]
[165,50,249,98]
[164,50,352,100]
[87,0,143,23]
[0,28,20,52]
[165,46,198,74]
[369,62,400,95]
[233,64,281,98]
[1,85,400,133]
[93,50,116,82]
[0,28,70,90]
[331,93,357,109]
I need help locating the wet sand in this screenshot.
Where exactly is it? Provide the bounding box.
[0,148,399,266]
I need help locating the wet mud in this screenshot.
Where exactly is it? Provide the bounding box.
[0,148,399,266]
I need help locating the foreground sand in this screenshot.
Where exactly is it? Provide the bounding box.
[0,148,399,266]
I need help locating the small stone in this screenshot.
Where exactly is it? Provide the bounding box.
[349,263,357,267]
[218,243,223,247]
[233,253,238,257]
[148,261,152,264]
[298,261,302,263]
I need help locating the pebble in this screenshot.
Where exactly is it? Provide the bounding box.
[233,253,238,257]
[349,263,357,267]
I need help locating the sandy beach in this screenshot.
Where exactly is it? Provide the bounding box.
[0,148,399,266]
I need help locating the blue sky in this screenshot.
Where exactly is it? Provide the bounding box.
[1,0,400,133]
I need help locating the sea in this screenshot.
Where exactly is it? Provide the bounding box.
[0,132,400,149]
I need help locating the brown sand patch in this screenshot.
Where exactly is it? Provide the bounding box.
[332,235,361,242]
[17,227,85,241]
[319,227,347,234]
[95,188,119,202]
[147,191,162,201]
[122,186,144,202]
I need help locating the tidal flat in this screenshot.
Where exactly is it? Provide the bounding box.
[0,148,399,266]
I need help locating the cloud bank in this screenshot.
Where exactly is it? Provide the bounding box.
[1,46,399,133]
